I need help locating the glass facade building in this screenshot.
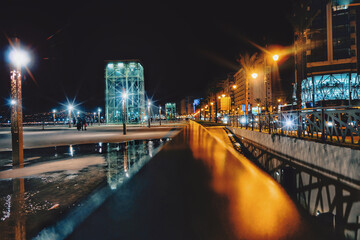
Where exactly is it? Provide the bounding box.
[300,0,360,106]
[165,103,176,120]
[105,60,145,123]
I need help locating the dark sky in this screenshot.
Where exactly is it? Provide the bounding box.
[0,0,294,114]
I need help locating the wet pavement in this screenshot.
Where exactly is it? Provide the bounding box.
[0,125,183,151]
[66,121,331,240]
[0,139,171,239]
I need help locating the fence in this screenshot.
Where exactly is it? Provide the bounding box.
[227,106,360,146]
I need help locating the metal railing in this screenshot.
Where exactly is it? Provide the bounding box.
[227,106,360,146]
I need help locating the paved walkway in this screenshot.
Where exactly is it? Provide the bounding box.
[0,125,184,151]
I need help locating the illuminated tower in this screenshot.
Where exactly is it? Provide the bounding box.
[105,60,145,123]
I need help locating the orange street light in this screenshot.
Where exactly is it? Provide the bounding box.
[232,85,237,89]
[251,73,258,79]
[272,54,279,62]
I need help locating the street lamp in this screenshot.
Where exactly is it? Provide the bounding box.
[159,106,162,126]
[98,108,101,126]
[9,40,30,167]
[272,54,279,62]
[68,105,73,128]
[122,92,127,135]
[147,100,151,128]
[210,102,214,122]
[52,109,56,125]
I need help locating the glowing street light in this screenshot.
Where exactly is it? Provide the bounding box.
[147,100,151,128]
[251,73,258,79]
[68,105,73,128]
[272,54,279,62]
[98,108,101,126]
[159,106,162,126]
[8,39,30,166]
[52,109,56,124]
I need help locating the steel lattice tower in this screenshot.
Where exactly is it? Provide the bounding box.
[105,60,145,124]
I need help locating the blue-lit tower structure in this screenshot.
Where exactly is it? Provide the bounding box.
[299,0,360,107]
[105,60,145,123]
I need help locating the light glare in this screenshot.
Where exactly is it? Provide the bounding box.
[9,49,30,67]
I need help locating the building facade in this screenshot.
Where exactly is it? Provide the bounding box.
[105,60,145,124]
[180,96,194,115]
[300,0,360,107]
[165,103,176,120]
[233,67,272,113]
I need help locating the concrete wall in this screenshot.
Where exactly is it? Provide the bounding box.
[227,127,360,183]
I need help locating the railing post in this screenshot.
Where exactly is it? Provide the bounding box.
[297,110,301,138]
[268,112,271,134]
[280,113,283,136]
[321,108,325,142]
[251,114,254,131]
[246,114,248,130]
[259,114,262,133]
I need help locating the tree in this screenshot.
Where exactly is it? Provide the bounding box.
[205,80,223,122]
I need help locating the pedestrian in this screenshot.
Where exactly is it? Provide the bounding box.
[81,118,84,131]
[84,119,87,130]
[77,119,81,131]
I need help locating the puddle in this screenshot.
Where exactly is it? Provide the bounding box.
[0,138,170,239]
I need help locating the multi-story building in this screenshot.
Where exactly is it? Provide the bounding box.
[180,96,194,115]
[105,60,145,124]
[165,103,176,120]
[233,66,272,113]
[300,0,360,107]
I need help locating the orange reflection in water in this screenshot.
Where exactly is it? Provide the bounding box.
[188,121,301,240]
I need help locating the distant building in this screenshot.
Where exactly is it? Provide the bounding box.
[105,60,145,123]
[233,67,272,113]
[165,103,176,120]
[299,0,360,107]
[180,96,194,115]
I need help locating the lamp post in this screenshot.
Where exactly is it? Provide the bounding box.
[53,109,56,125]
[147,100,151,128]
[122,92,127,135]
[68,105,73,128]
[93,112,96,125]
[9,39,30,167]
[210,102,214,122]
[159,106,162,126]
[98,108,101,126]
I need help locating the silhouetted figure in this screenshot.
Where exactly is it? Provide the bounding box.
[76,119,81,131]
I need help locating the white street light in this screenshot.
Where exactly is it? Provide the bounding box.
[8,40,30,166]
[9,49,30,67]
[98,108,101,126]
[68,105,73,128]
[147,100,151,128]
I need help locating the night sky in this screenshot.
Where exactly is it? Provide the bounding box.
[0,0,294,114]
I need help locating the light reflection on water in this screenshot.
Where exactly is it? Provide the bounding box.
[0,139,169,240]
